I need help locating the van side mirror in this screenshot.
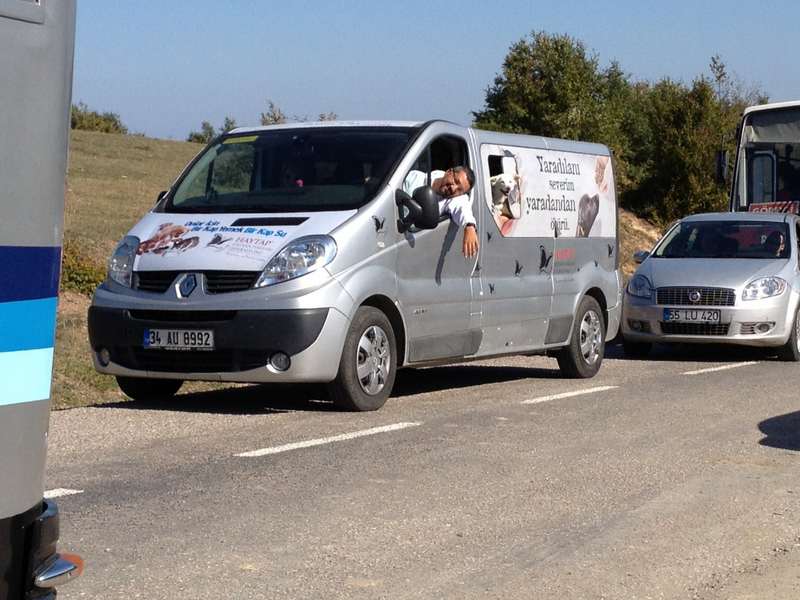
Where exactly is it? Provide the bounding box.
[633,250,650,264]
[155,190,167,205]
[396,186,439,232]
[715,150,728,185]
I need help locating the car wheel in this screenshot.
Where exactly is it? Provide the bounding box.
[622,338,652,358]
[327,306,397,411]
[557,296,605,378]
[116,376,183,400]
[777,306,800,362]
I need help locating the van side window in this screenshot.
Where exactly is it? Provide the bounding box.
[403,135,469,198]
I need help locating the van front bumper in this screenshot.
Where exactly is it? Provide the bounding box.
[88,306,347,383]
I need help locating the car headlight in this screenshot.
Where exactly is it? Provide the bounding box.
[626,274,654,299]
[107,236,139,288]
[255,235,337,288]
[742,277,787,301]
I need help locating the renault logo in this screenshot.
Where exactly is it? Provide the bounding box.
[688,290,702,303]
[178,273,198,297]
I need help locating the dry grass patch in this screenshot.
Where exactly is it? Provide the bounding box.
[619,209,662,279]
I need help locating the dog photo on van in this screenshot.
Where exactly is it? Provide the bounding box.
[489,151,524,235]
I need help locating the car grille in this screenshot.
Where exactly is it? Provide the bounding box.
[656,287,736,306]
[660,322,730,336]
[112,347,269,373]
[134,271,261,294]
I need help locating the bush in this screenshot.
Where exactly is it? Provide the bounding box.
[61,239,106,296]
[71,102,128,134]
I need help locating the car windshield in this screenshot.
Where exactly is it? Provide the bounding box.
[653,220,791,259]
[166,128,415,213]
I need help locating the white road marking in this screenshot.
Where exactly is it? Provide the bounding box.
[683,361,758,375]
[236,422,422,458]
[44,488,84,499]
[522,386,618,405]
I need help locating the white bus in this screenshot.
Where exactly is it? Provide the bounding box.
[728,101,800,213]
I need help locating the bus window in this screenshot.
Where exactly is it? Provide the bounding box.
[749,151,775,204]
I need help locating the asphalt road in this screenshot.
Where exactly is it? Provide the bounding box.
[46,343,800,599]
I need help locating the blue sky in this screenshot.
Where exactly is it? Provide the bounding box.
[73,0,800,140]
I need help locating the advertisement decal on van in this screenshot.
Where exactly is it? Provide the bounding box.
[481,144,616,239]
[130,210,356,271]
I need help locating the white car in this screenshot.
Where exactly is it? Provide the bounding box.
[622,212,800,359]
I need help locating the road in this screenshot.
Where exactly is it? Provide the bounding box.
[46,344,800,599]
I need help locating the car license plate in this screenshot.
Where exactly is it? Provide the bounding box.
[143,329,214,350]
[662,308,721,323]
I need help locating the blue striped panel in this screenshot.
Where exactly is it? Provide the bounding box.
[0,297,58,352]
[0,246,61,302]
[0,348,54,406]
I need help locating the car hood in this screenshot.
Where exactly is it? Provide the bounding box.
[129,210,356,272]
[642,258,789,289]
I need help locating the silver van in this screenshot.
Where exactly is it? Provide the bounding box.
[88,121,622,410]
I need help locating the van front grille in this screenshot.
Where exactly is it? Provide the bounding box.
[656,287,735,306]
[133,271,260,294]
[134,271,179,293]
[205,271,261,294]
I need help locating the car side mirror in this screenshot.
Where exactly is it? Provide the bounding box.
[155,190,167,205]
[633,250,650,264]
[396,186,439,232]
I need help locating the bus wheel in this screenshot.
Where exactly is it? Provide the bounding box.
[327,306,397,411]
[557,296,605,378]
[116,376,183,401]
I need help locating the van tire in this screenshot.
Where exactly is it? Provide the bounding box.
[777,306,800,362]
[116,376,183,401]
[557,296,605,378]
[622,339,652,358]
[327,306,397,411]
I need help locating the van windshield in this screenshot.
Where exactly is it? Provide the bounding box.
[653,220,790,259]
[167,128,415,213]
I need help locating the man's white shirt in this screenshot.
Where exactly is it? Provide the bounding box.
[402,170,476,229]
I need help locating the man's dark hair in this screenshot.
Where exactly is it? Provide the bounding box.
[453,165,475,190]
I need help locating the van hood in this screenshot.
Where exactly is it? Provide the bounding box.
[129,211,356,272]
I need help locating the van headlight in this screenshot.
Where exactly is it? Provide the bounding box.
[107,236,139,288]
[626,274,654,299]
[742,277,787,301]
[255,235,337,288]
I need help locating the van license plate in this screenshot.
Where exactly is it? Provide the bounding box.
[143,329,214,350]
[662,309,721,323]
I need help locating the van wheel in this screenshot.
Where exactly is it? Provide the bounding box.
[116,376,183,400]
[327,307,397,411]
[777,306,800,361]
[622,338,652,358]
[557,296,605,378]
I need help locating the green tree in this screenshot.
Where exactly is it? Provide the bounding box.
[473,31,608,141]
[221,115,237,133]
[186,121,216,144]
[260,100,287,125]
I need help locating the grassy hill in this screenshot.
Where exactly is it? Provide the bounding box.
[53,130,662,409]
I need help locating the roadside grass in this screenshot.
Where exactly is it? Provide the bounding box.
[54,129,661,409]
